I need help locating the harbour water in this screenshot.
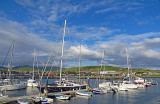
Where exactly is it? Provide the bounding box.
[4,78,160,104]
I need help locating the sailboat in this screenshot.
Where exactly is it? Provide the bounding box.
[27,48,38,87]
[98,50,116,93]
[121,47,138,89]
[0,40,27,91]
[37,20,87,93]
[99,50,110,88]
[75,45,92,97]
[92,57,107,94]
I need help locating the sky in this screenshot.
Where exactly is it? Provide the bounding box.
[0,0,160,70]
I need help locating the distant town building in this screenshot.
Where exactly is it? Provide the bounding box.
[100,71,117,75]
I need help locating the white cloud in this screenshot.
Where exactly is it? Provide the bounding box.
[96,7,118,14]
[109,32,160,43]
[1,17,160,70]
[70,45,101,59]
[47,11,57,22]
[15,0,35,7]
[2,0,160,70]
[132,38,160,48]
[69,25,120,41]
[138,20,149,25]
[89,32,160,69]
[0,18,54,66]
[31,19,47,26]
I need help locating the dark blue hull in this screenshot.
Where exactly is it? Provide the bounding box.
[37,85,87,93]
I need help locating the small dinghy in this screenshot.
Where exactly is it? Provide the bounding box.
[151,79,158,85]
[92,88,107,94]
[17,98,31,104]
[151,81,158,85]
[31,97,53,104]
[55,94,70,100]
[0,89,8,99]
[76,90,92,97]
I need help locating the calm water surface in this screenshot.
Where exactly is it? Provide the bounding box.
[5,78,160,104]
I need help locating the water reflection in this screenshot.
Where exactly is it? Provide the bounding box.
[26,87,39,95]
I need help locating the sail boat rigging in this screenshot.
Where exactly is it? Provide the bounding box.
[99,50,111,88]
[122,46,138,89]
[0,40,27,90]
[27,48,38,87]
[37,20,87,93]
[59,19,66,85]
[79,45,81,83]
[126,47,131,81]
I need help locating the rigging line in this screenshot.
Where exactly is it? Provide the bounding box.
[9,40,15,68]
[35,50,40,79]
[1,40,15,66]
[9,40,15,79]
[47,42,62,79]
[40,24,63,82]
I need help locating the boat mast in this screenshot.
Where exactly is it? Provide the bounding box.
[35,50,40,80]
[32,48,36,80]
[126,47,130,81]
[0,70,1,81]
[79,45,81,83]
[102,50,105,82]
[60,20,66,85]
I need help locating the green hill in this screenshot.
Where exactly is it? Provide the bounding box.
[56,66,160,76]
[59,66,127,74]
[15,67,38,73]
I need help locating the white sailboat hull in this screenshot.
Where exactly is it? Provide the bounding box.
[99,82,112,88]
[122,83,138,89]
[76,91,92,97]
[27,83,38,87]
[27,79,38,87]
[118,87,128,91]
[0,84,27,91]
